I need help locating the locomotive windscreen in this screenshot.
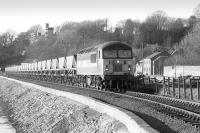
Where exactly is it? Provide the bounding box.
[118,50,132,58]
[102,42,132,59]
[103,50,117,58]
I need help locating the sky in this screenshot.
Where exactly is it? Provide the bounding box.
[0,0,199,33]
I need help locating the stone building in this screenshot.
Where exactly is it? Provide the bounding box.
[45,23,55,39]
[135,51,169,75]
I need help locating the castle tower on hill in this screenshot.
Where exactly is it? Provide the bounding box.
[45,23,55,39]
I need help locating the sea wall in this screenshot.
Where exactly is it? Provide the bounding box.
[0,77,128,133]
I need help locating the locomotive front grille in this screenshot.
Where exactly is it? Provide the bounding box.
[114,64,122,72]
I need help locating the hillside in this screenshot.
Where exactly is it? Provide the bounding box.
[24,17,196,62]
[164,22,200,66]
[1,12,199,66]
[25,21,112,62]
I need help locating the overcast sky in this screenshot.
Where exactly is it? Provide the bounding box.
[0,0,199,33]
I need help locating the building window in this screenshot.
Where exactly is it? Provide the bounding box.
[99,51,100,58]
[91,54,96,63]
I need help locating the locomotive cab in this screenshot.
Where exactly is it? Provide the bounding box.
[99,41,134,91]
[102,42,133,75]
[76,41,134,91]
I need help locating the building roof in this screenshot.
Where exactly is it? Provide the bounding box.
[145,52,161,59]
[143,51,170,61]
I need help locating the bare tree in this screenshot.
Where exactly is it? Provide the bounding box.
[28,24,44,37]
[193,3,200,18]
[0,30,16,46]
[120,19,140,44]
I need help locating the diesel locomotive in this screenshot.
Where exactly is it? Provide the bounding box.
[5,41,134,92]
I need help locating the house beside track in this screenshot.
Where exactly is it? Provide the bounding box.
[135,51,169,75]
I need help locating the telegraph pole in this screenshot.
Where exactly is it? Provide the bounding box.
[142,43,144,58]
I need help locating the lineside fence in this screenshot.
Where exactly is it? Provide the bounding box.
[162,76,200,101]
[132,75,200,102]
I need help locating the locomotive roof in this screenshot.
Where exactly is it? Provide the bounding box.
[78,41,131,54]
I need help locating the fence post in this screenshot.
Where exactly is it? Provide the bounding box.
[178,77,180,98]
[168,77,170,95]
[198,79,200,101]
[183,78,186,99]
[190,78,193,100]
[154,77,157,93]
[148,76,150,84]
[163,77,165,95]
[172,78,175,97]
[143,77,145,84]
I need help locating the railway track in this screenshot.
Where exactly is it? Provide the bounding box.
[3,74,200,133]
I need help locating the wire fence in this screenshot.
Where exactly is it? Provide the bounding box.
[130,75,200,102]
[162,76,200,101]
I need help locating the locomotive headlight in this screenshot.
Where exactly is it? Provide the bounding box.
[105,65,108,71]
[117,60,120,64]
[128,65,131,71]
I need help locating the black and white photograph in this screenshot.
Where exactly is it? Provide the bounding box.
[0,0,200,132]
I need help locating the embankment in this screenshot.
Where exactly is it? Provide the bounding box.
[0,76,146,133]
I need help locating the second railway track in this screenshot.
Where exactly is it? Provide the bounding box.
[4,75,200,133]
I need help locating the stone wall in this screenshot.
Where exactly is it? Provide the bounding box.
[0,78,128,133]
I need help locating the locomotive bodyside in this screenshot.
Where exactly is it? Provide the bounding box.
[77,50,103,75]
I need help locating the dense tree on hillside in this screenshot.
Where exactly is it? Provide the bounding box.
[164,22,200,65]
[140,11,169,45]
[112,27,122,41]
[120,19,141,45]
[14,32,30,55]
[167,18,187,46]
[57,19,112,55]
[0,31,29,66]
[25,36,57,60]
[0,31,16,63]
[24,15,197,62]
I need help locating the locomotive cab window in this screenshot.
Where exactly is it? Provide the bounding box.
[118,50,132,58]
[90,54,96,63]
[102,42,133,59]
[103,50,117,58]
